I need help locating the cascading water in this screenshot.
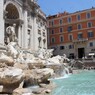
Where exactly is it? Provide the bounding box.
[62,67,71,78]
[49,64,71,80]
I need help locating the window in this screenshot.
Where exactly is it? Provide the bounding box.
[89,42,93,47]
[51,29,54,34]
[78,33,83,39]
[69,34,73,41]
[51,21,54,26]
[77,15,81,20]
[69,45,72,49]
[60,19,63,24]
[88,31,94,38]
[69,45,74,49]
[28,30,30,35]
[60,46,65,50]
[68,26,72,32]
[86,12,91,19]
[60,27,63,32]
[51,37,55,43]
[38,37,41,47]
[60,35,64,42]
[49,21,51,26]
[77,24,82,30]
[38,30,41,35]
[68,17,72,23]
[87,22,92,28]
[43,32,45,37]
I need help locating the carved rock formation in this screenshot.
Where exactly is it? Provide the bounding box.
[0,67,24,93]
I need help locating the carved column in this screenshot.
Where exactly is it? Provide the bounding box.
[23,9,28,48]
[18,24,22,47]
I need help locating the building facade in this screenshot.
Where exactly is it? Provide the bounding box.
[47,8,95,58]
[0,0,47,51]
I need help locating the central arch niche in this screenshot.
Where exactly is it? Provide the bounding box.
[6,3,19,19]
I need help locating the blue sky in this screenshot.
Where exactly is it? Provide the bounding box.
[38,0,95,16]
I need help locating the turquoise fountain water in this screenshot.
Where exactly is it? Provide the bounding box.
[51,71,95,95]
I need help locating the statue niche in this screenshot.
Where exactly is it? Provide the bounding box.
[5,24,18,44]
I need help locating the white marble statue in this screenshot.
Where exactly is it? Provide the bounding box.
[6,24,18,43]
[7,42,19,58]
[36,49,54,59]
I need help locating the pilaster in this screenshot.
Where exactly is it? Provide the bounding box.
[18,25,22,47]
[0,1,4,45]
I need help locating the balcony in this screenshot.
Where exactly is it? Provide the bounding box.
[73,38,88,44]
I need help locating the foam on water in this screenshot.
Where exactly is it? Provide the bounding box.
[49,73,71,81]
[28,85,39,89]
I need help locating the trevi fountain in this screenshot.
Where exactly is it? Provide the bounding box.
[0,24,95,95]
